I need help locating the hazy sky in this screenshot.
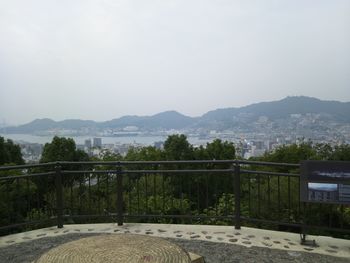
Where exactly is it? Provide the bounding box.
[1,0,349,125]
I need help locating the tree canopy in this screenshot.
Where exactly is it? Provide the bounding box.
[40,136,89,163]
[0,136,24,165]
[259,142,350,163]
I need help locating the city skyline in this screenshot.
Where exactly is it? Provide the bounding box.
[1,0,349,125]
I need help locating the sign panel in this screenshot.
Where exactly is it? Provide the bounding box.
[300,161,350,204]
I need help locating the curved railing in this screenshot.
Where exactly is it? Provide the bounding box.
[0,160,349,238]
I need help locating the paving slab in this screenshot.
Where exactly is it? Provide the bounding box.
[0,223,349,260]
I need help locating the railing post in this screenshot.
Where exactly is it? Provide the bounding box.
[234,160,241,230]
[55,162,64,228]
[116,163,123,226]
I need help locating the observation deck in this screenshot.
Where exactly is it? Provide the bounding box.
[0,160,349,262]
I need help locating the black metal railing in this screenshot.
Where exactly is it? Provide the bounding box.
[0,160,349,238]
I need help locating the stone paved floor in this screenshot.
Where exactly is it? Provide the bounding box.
[0,223,349,262]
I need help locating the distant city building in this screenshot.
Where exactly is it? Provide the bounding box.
[123,126,139,132]
[85,139,92,149]
[253,140,264,150]
[93,137,102,148]
[154,141,164,149]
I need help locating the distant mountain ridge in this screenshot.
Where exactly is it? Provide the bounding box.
[202,96,350,122]
[2,96,350,134]
[101,111,195,130]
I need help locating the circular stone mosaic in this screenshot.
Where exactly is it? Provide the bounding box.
[35,234,192,263]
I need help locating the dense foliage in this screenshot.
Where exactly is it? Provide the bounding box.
[0,137,24,165]
[1,135,349,238]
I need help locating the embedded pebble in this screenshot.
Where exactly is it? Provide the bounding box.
[158,229,166,233]
[242,241,252,245]
[262,242,272,247]
[173,230,182,233]
[226,235,234,238]
[234,232,241,235]
[325,249,337,254]
[217,237,224,241]
[124,230,130,234]
[113,229,120,232]
[214,232,225,234]
[263,236,270,240]
[63,230,69,233]
[284,245,289,249]
[273,241,281,244]
[201,231,208,234]
[284,238,290,241]
[190,235,200,239]
[145,231,153,235]
[229,238,238,243]
[134,230,141,233]
[54,231,59,234]
[176,234,183,238]
[88,229,94,232]
[247,235,255,238]
[288,251,301,257]
[304,248,314,251]
[187,232,195,235]
[74,229,81,232]
[205,236,212,239]
[288,242,296,246]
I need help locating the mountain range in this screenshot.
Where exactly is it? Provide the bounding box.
[2,96,350,134]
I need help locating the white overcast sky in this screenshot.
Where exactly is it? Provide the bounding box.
[0,0,349,125]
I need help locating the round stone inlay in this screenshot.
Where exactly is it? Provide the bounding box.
[35,234,192,263]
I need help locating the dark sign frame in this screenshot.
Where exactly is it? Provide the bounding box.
[300,161,350,205]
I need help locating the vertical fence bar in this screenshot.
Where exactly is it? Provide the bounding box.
[248,174,251,215]
[288,176,291,222]
[153,173,157,212]
[162,174,165,214]
[267,175,271,213]
[55,163,64,228]
[116,163,123,226]
[257,174,261,217]
[128,175,131,214]
[137,177,140,214]
[234,161,241,230]
[106,173,110,212]
[88,173,91,213]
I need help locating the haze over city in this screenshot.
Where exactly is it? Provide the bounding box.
[1,0,349,125]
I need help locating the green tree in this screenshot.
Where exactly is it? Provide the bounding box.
[125,146,162,161]
[163,134,193,160]
[40,136,89,163]
[329,144,350,161]
[34,136,90,216]
[0,136,24,165]
[206,139,235,159]
[126,175,190,223]
[261,143,316,164]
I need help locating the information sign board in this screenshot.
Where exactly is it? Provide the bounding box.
[300,161,350,204]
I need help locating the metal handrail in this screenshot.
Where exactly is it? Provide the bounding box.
[0,160,348,239]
